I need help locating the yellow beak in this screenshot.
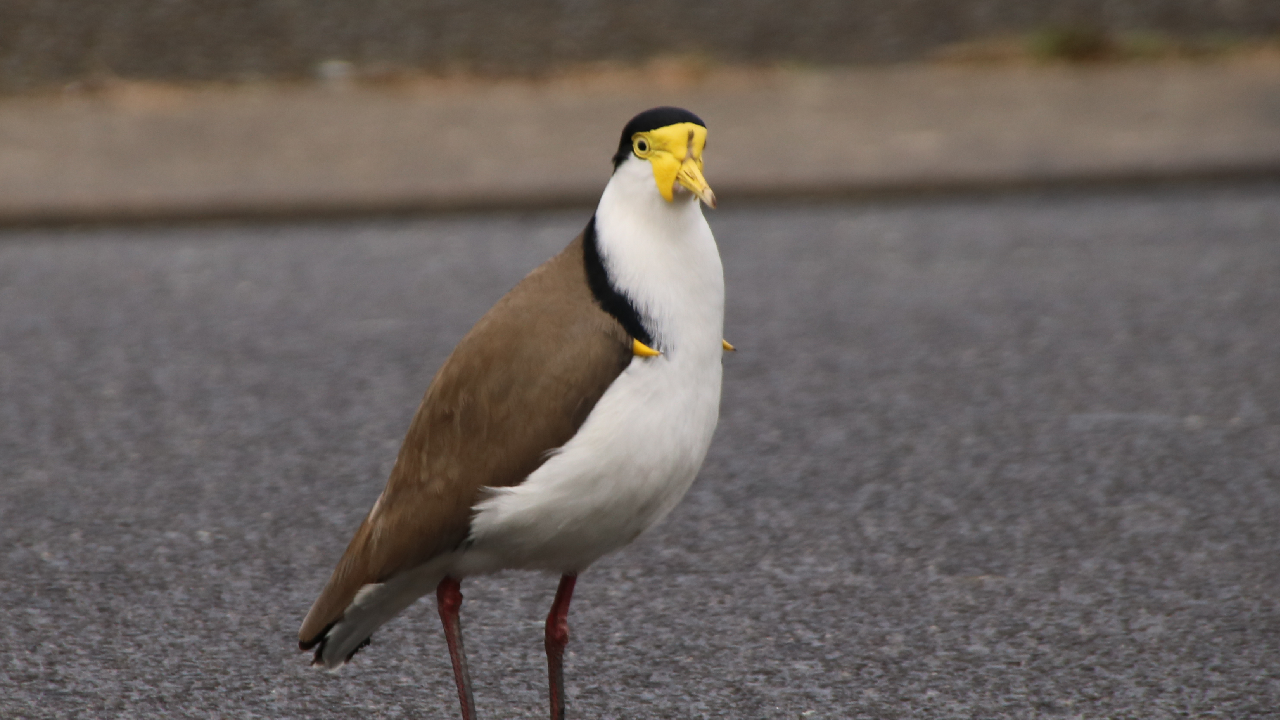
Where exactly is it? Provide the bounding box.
[675,153,717,209]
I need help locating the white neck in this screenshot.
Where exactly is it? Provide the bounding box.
[593,156,725,358]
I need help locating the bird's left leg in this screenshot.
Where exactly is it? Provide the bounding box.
[545,573,578,720]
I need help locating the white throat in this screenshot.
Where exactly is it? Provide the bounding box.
[593,155,725,356]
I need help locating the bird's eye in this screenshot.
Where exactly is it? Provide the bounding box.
[632,136,651,156]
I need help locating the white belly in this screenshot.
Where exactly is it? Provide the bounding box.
[459,346,722,575]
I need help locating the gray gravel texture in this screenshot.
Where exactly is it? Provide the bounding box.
[3,186,1280,718]
[4,0,1280,91]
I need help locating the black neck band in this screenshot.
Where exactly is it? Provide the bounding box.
[583,216,654,348]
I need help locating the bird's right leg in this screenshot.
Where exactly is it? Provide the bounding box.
[545,573,578,720]
[436,577,478,720]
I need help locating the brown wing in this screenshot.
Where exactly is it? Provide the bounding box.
[299,234,631,646]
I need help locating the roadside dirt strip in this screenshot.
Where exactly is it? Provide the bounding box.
[1,60,1279,224]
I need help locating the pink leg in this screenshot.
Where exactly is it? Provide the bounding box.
[436,577,478,720]
[545,574,578,720]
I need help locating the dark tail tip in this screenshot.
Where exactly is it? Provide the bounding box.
[345,636,372,663]
[300,620,336,667]
[299,620,372,667]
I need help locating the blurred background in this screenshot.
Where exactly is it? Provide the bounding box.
[1,0,1279,221]
[3,0,1280,89]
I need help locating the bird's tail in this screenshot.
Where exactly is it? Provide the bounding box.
[300,556,452,669]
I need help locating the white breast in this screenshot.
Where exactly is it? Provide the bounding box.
[459,157,725,575]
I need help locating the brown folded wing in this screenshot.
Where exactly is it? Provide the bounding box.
[299,234,631,646]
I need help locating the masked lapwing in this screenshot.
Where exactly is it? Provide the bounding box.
[298,107,729,719]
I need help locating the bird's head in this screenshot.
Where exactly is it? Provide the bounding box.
[612,107,716,209]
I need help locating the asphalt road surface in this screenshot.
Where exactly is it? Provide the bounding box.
[2,185,1279,719]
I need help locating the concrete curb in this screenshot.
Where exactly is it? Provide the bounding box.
[2,61,1278,226]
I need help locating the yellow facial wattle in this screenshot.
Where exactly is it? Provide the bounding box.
[630,122,716,208]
